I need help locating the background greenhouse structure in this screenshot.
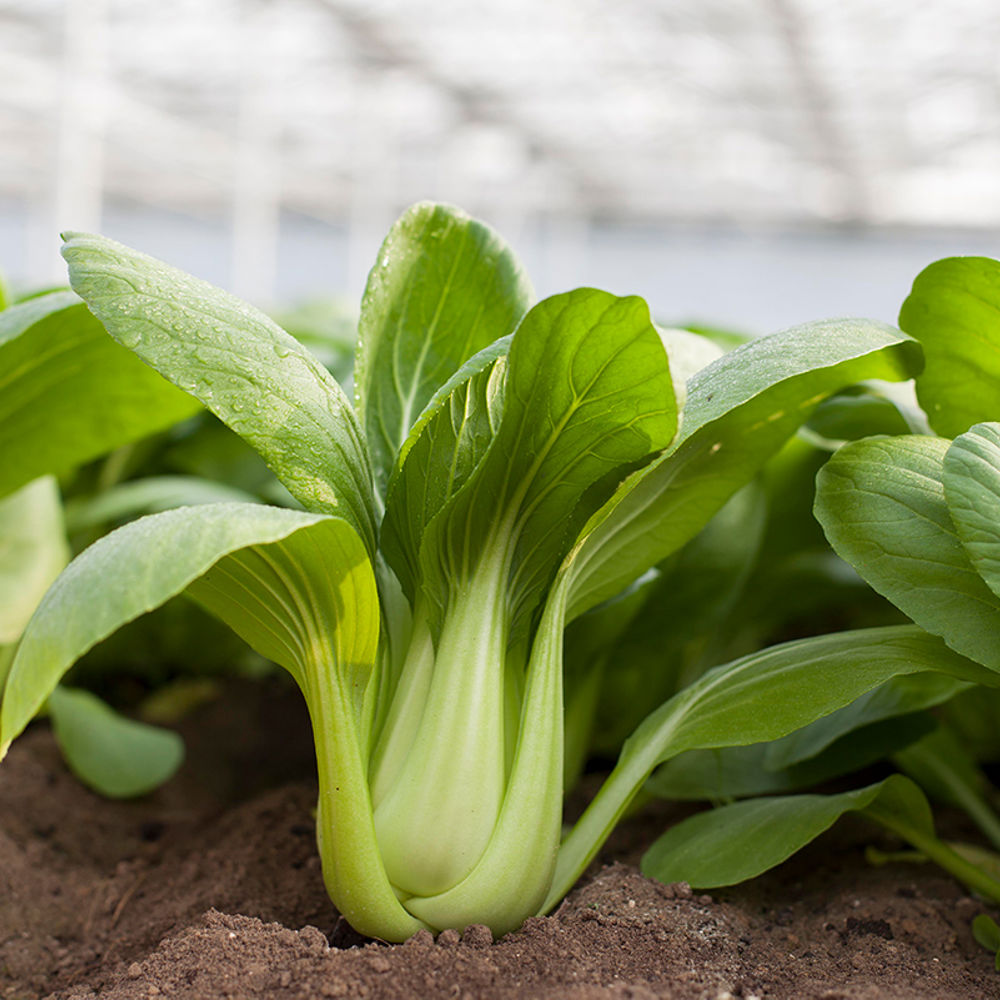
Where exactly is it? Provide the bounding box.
[1,0,998,331]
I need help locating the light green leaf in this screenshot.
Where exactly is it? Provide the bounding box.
[641,774,928,889]
[0,477,69,644]
[545,625,995,910]
[380,336,509,601]
[943,422,1000,599]
[899,256,1000,437]
[0,502,332,753]
[356,202,532,493]
[815,435,1000,670]
[63,475,261,533]
[61,233,377,551]
[422,288,677,636]
[0,291,201,500]
[48,686,184,798]
[564,319,922,621]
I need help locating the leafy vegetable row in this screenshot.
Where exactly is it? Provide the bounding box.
[3,203,1000,946]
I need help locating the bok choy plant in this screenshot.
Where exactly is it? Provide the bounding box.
[639,255,1000,917]
[2,203,988,941]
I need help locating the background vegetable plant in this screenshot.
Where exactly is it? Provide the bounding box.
[3,202,986,943]
[641,255,1000,933]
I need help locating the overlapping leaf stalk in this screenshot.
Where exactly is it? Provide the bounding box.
[2,202,971,941]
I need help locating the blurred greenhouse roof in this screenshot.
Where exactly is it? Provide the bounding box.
[1,0,998,322]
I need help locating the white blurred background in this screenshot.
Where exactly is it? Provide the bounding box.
[1,0,998,332]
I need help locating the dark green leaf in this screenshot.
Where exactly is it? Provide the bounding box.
[641,775,927,888]
[0,291,201,499]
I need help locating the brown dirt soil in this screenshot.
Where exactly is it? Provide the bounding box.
[2,679,999,1000]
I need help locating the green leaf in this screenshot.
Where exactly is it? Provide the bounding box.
[0,502,333,754]
[61,233,377,551]
[816,435,1000,670]
[544,625,996,910]
[422,288,677,636]
[806,388,913,442]
[648,713,935,801]
[641,774,927,889]
[894,723,1000,852]
[356,202,532,493]
[380,336,509,601]
[47,686,184,798]
[0,477,69,644]
[899,256,1000,437]
[564,318,922,620]
[63,475,261,533]
[943,423,1000,599]
[764,672,968,770]
[972,913,1000,969]
[0,291,201,500]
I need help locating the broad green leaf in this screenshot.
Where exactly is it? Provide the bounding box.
[648,713,935,801]
[0,502,334,754]
[641,774,929,889]
[943,423,1000,599]
[764,672,968,770]
[815,435,1000,671]
[63,475,261,533]
[356,202,532,492]
[0,271,9,311]
[563,319,922,620]
[48,685,184,798]
[0,477,68,643]
[0,291,201,499]
[381,336,509,601]
[899,256,1000,437]
[544,625,996,910]
[422,288,677,636]
[61,234,377,552]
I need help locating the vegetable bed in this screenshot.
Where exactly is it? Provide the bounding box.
[5,203,1000,997]
[3,679,996,1000]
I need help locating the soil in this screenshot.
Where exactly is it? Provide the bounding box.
[2,678,999,1000]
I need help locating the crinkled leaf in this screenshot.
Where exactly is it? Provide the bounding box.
[356,202,532,493]
[943,422,1000,599]
[62,234,376,551]
[0,292,201,500]
[48,686,184,798]
[0,477,68,644]
[564,319,922,620]
[815,435,1000,671]
[381,337,509,600]
[899,256,1000,437]
[641,774,930,889]
[545,626,995,910]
